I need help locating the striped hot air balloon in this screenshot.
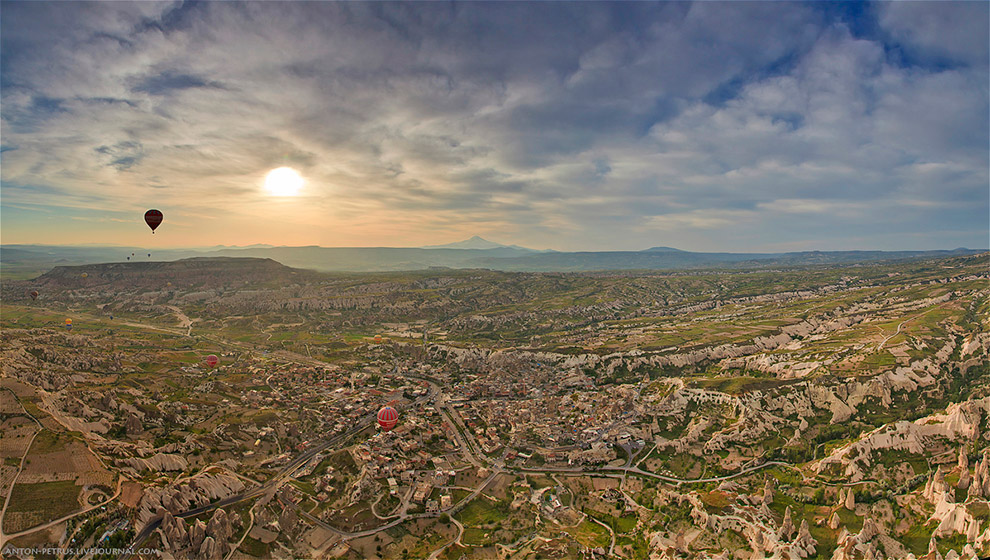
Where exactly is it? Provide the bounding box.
[377,406,398,430]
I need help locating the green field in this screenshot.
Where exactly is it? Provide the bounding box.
[5,480,82,532]
[455,497,508,527]
[237,535,270,557]
[565,519,611,548]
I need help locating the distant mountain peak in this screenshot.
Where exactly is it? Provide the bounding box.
[643,246,686,253]
[422,236,533,251]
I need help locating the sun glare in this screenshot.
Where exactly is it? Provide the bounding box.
[264,167,304,196]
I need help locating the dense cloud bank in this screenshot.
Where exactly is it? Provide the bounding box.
[1,2,987,250]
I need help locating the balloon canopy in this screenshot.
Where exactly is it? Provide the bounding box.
[205,355,219,368]
[145,209,163,233]
[377,406,399,430]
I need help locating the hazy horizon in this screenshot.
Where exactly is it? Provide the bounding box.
[2,2,988,252]
[2,236,988,254]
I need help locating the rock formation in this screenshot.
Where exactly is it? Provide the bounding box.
[793,519,816,557]
[197,536,220,560]
[779,505,795,540]
[189,519,207,551]
[206,508,232,553]
[125,413,143,435]
[159,511,188,553]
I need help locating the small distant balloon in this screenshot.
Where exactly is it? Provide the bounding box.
[167,282,172,287]
[144,209,163,233]
[132,253,135,256]
[81,273,88,278]
[27,290,39,301]
[65,318,72,330]
[205,355,219,368]
[148,253,152,258]
[127,257,130,260]
[374,335,383,344]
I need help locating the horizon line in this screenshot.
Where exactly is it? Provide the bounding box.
[2,242,986,254]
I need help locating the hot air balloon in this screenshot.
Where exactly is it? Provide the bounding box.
[127,257,130,260]
[205,355,219,368]
[27,290,39,301]
[377,406,398,430]
[132,253,135,256]
[144,209,163,233]
[81,273,88,278]
[148,254,152,257]
[65,318,72,330]
[374,335,383,344]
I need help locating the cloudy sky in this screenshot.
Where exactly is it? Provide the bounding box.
[1,1,987,251]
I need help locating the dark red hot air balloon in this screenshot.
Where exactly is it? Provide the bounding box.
[144,209,163,233]
[205,355,219,368]
[377,406,398,430]
[27,290,39,301]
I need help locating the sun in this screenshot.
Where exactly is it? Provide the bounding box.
[264,167,304,196]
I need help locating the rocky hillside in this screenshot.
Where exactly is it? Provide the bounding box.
[17,257,318,295]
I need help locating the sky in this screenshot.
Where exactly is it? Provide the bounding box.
[1,1,987,252]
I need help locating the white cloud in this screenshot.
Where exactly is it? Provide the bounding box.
[0,2,986,250]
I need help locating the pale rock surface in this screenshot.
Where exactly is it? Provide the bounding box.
[793,519,817,558]
[125,413,142,435]
[779,506,795,540]
[197,536,220,560]
[189,519,207,551]
[123,453,188,472]
[817,398,990,482]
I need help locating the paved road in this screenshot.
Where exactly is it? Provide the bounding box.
[515,460,790,486]
[426,517,464,560]
[121,415,375,557]
[121,385,437,557]
[115,360,789,558]
[2,479,125,548]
